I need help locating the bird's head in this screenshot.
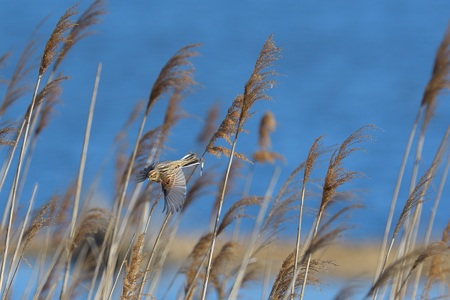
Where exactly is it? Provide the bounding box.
[148,169,160,182]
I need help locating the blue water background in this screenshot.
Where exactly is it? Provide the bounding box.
[2,0,450,240]
[1,1,450,298]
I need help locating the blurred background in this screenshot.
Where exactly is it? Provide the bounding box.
[0,0,449,246]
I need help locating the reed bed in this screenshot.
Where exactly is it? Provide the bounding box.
[0,2,449,299]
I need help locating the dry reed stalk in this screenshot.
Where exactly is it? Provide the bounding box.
[0,6,76,291]
[291,136,323,298]
[136,210,170,298]
[402,26,450,293]
[3,184,38,299]
[209,160,243,228]
[201,35,280,300]
[406,22,450,211]
[60,63,101,298]
[210,242,237,300]
[406,128,449,298]
[372,162,437,300]
[228,167,280,300]
[16,75,68,189]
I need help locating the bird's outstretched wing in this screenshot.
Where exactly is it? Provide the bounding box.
[162,168,186,213]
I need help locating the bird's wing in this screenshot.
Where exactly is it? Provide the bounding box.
[162,168,186,213]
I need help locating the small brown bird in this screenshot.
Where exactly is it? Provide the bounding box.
[136,152,202,213]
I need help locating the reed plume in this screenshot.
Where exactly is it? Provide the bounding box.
[40,5,77,76]
[0,122,18,146]
[253,111,284,164]
[0,38,37,117]
[121,233,145,300]
[270,250,331,300]
[53,0,106,72]
[421,24,450,128]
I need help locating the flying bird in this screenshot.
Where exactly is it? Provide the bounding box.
[136,152,203,213]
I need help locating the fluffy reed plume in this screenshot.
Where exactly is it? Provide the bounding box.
[392,163,436,240]
[421,25,450,128]
[197,103,219,145]
[259,111,276,148]
[320,126,372,214]
[53,0,106,72]
[122,233,146,300]
[423,221,450,298]
[0,38,37,117]
[183,200,256,298]
[253,111,284,164]
[269,250,331,300]
[0,122,18,146]
[22,196,58,249]
[39,5,77,76]
[146,44,199,115]
[0,52,9,70]
[217,196,262,235]
[206,35,280,161]
[72,208,110,253]
[258,194,298,251]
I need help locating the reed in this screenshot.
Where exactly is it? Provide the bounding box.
[0,3,449,300]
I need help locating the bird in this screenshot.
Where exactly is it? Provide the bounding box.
[136,152,203,214]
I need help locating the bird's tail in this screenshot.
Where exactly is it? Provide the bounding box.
[180,152,202,168]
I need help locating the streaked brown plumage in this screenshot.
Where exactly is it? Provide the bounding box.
[136,152,202,213]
